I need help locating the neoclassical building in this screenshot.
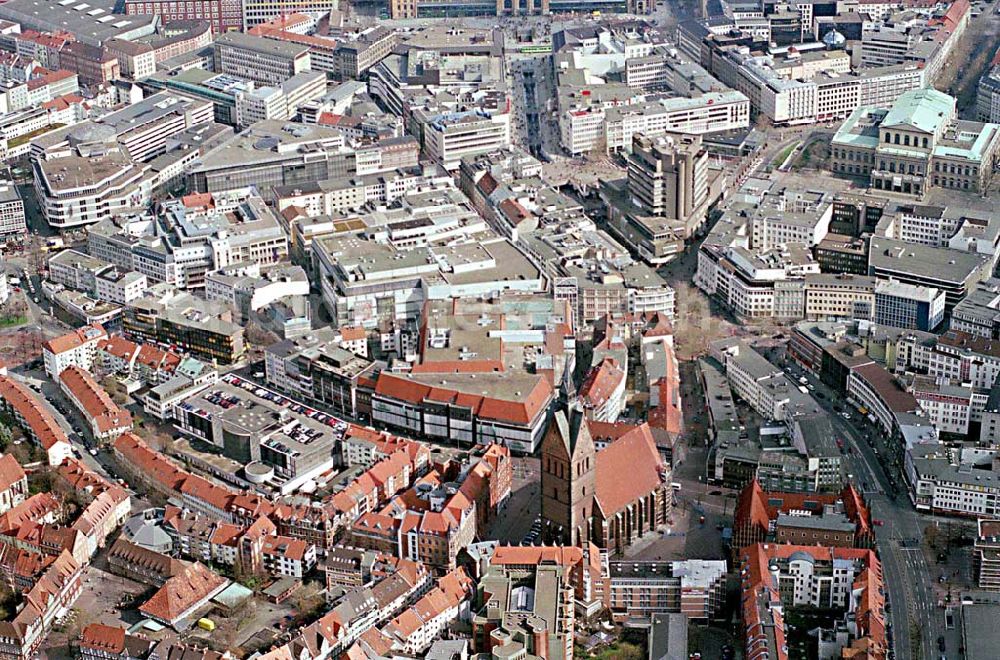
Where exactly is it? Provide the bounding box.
[541,403,672,555]
[831,88,1000,196]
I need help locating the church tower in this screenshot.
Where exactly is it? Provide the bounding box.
[540,402,596,546]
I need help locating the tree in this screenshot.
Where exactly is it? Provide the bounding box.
[0,423,12,451]
[290,581,325,619]
[100,375,119,394]
[245,321,279,349]
[5,297,25,318]
[28,467,54,496]
[144,430,173,453]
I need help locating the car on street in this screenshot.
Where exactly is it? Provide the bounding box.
[873,519,884,526]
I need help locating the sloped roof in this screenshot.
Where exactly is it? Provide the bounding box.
[579,357,625,409]
[139,562,227,625]
[0,375,70,452]
[880,88,954,134]
[0,454,25,493]
[594,423,664,516]
[59,366,131,434]
[80,623,126,654]
[375,372,552,425]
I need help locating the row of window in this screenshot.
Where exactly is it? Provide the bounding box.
[885,132,930,148]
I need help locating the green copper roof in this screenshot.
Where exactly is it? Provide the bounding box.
[880,88,955,134]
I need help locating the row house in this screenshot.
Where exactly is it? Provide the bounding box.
[340,427,431,473]
[42,324,108,379]
[330,451,413,523]
[112,433,374,551]
[58,366,133,443]
[0,551,83,660]
[0,494,62,538]
[0,376,73,466]
[0,456,27,515]
[97,336,183,384]
[79,623,153,660]
[380,568,473,655]
[70,487,131,560]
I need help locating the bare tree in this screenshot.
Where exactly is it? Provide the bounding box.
[245,321,279,349]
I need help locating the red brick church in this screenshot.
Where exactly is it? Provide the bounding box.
[540,403,673,555]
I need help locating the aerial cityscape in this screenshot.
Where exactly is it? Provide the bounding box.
[0,0,989,657]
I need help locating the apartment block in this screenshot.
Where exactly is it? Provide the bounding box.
[605,560,726,621]
[42,324,109,379]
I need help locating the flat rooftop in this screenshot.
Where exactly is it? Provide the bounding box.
[214,31,310,59]
[0,0,157,46]
[869,237,990,286]
[38,149,136,193]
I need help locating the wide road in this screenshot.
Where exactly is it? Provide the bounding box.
[784,359,943,660]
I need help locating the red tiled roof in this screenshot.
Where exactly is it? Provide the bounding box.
[498,198,531,225]
[97,336,139,362]
[112,433,188,492]
[735,478,875,555]
[491,545,583,566]
[42,97,69,110]
[262,535,310,562]
[648,380,682,436]
[208,522,241,547]
[0,492,60,535]
[339,326,366,342]
[578,357,625,409]
[350,512,400,540]
[384,567,471,640]
[249,26,336,51]
[375,372,552,425]
[594,423,664,516]
[3,550,80,642]
[0,454,25,493]
[181,192,213,210]
[179,475,232,512]
[642,311,674,338]
[80,623,126,654]
[59,366,132,434]
[72,486,128,537]
[476,172,499,196]
[366,451,410,488]
[586,419,640,444]
[248,13,311,32]
[42,324,106,356]
[135,344,176,371]
[741,544,885,660]
[0,375,70,453]
[139,562,226,624]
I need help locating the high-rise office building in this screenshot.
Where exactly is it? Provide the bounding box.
[627,132,708,222]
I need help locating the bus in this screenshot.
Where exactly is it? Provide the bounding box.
[520,45,552,54]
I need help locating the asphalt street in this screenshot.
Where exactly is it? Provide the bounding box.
[783,359,946,660]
